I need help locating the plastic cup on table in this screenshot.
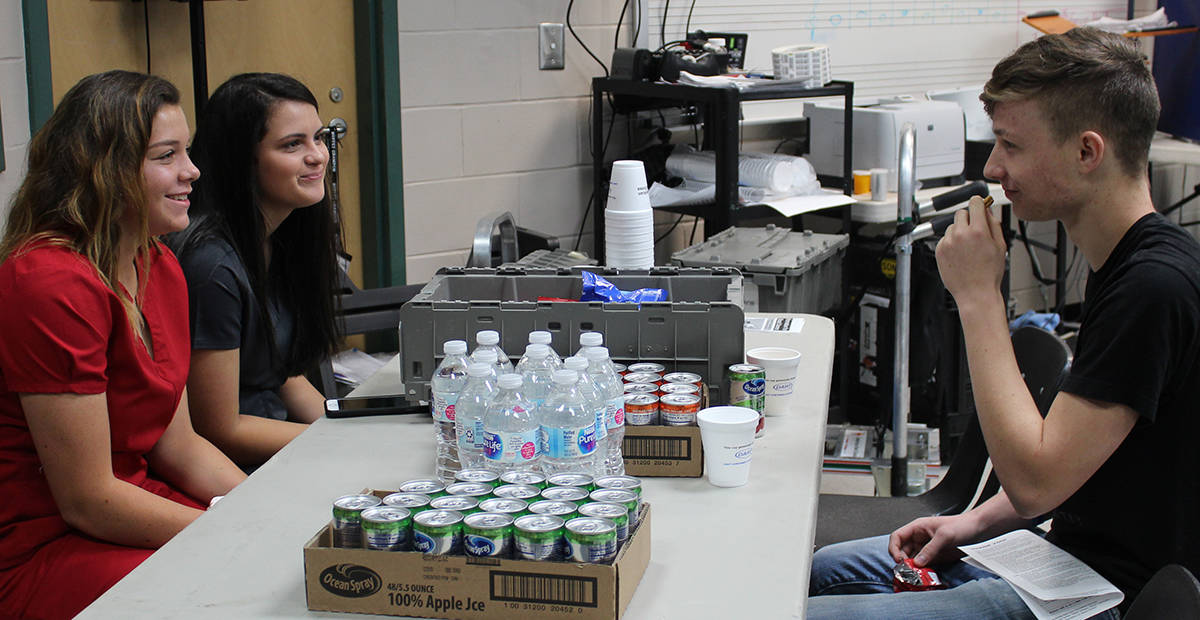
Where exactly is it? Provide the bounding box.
[696,406,759,487]
[746,346,802,416]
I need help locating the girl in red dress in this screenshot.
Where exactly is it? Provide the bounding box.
[0,71,247,619]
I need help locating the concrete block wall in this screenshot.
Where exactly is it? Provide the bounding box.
[0,3,31,233]
[397,0,698,284]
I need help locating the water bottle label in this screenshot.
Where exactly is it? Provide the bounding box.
[458,424,475,452]
[483,428,541,463]
[542,423,597,459]
[594,408,608,440]
[607,397,625,428]
[433,393,459,422]
[474,420,485,450]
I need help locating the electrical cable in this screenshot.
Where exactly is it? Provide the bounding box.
[655,214,687,244]
[661,0,669,48]
[685,0,697,37]
[143,0,151,73]
[689,212,700,244]
[1017,219,1059,286]
[573,110,619,252]
[633,0,642,44]
[567,0,609,77]
[615,0,631,49]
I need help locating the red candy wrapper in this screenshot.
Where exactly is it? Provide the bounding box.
[893,558,947,592]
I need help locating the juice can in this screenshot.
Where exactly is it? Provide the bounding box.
[399,478,447,498]
[540,486,590,504]
[528,499,579,521]
[361,506,411,551]
[462,512,514,558]
[588,488,639,520]
[727,363,767,435]
[564,517,617,563]
[577,502,629,543]
[624,372,663,387]
[623,393,659,426]
[382,492,432,513]
[660,383,700,398]
[514,514,566,561]
[492,483,542,501]
[499,470,547,489]
[479,497,529,518]
[662,372,702,388]
[445,481,493,499]
[546,473,594,491]
[627,362,666,374]
[660,393,701,426]
[429,495,480,515]
[454,468,501,487]
[623,382,658,396]
[411,509,464,555]
[332,494,382,548]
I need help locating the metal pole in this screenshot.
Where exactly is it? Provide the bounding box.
[892,123,917,497]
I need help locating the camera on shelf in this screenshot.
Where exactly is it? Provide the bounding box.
[611,30,748,82]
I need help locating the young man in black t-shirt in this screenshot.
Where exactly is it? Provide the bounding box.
[807,27,1200,619]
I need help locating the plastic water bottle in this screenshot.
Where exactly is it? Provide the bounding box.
[577,331,603,359]
[470,347,506,378]
[515,344,556,406]
[431,340,470,481]
[563,357,608,477]
[473,330,513,372]
[528,331,563,368]
[584,346,626,475]
[540,369,599,476]
[481,373,541,475]
[455,362,498,470]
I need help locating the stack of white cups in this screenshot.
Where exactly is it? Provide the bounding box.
[605,160,655,269]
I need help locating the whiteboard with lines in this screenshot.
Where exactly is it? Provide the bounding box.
[637,1,1131,104]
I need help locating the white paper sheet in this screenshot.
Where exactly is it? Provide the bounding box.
[759,191,857,217]
[959,529,1124,620]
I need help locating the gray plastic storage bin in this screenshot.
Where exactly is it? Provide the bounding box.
[671,225,848,314]
[399,266,745,403]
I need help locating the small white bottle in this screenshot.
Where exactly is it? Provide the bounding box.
[584,346,626,475]
[515,344,556,407]
[455,362,499,470]
[481,373,542,475]
[473,330,514,373]
[577,331,603,359]
[528,330,563,368]
[430,340,470,481]
[564,357,608,477]
[539,369,600,476]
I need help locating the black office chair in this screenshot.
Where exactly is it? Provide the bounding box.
[813,326,1072,549]
[1123,564,1200,620]
[314,271,424,398]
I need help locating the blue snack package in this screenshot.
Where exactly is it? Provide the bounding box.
[580,271,668,303]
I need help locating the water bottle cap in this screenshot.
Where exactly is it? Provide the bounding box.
[563,356,588,371]
[528,331,552,345]
[473,349,499,364]
[524,343,550,358]
[583,346,610,360]
[552,369,579,385]
[497,373,523,389]
[467,363,492,377]
[443,340,467,355]
[476,330,500,345]
[579,332,603,347]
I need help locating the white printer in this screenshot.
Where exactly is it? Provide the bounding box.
[803,99,965,192]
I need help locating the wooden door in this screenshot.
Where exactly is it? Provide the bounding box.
[45,0,365,286]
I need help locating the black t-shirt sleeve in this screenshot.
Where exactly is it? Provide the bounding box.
[178,243,243,351]
[1060,260,1188,421]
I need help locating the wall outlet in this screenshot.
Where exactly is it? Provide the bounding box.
[539,23,565,70]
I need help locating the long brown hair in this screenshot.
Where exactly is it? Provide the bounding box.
[0,70,181,333]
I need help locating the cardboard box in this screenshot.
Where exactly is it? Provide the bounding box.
[304,495,652,619]
[622,425,703,477]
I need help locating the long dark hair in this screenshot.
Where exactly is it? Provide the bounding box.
[167,72,340,377]
[2,70,180,343]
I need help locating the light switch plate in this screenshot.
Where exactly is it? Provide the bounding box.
[539,23,565,70]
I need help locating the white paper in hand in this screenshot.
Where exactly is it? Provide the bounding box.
[959,529,1124,620]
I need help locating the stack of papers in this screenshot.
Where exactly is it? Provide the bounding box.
[1083,7,1172,33]
[959,529,1124,619]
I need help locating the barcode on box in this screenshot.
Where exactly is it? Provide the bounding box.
[490,571,598,607]
[623,436,692,460]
